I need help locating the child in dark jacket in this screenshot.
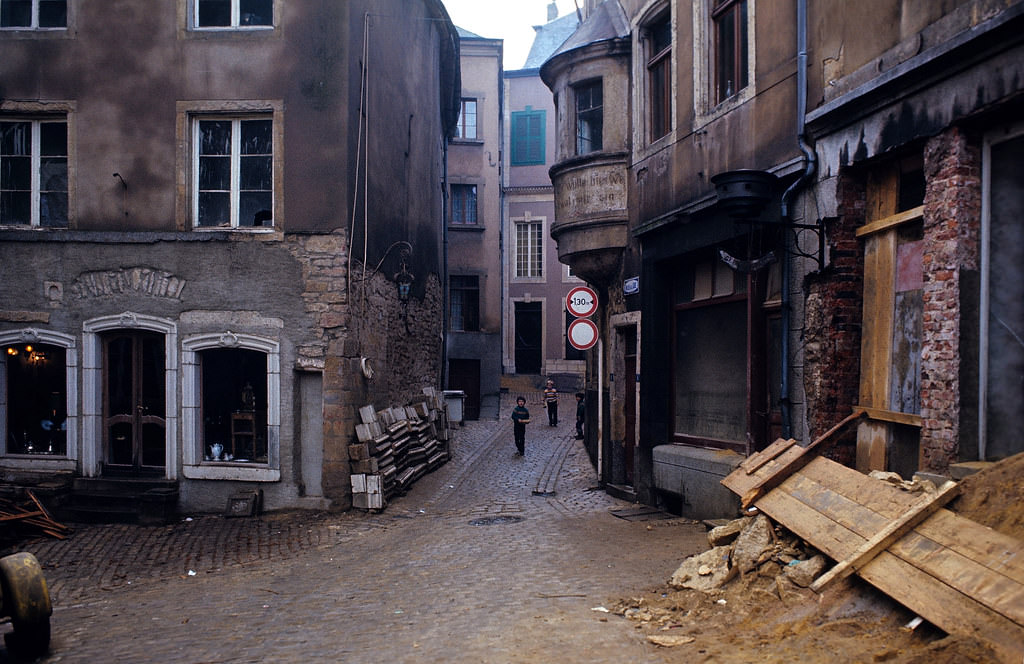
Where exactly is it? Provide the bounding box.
[511,397,530,456]
[575,392,585,439]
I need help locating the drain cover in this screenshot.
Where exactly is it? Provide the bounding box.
[468,515,525,526]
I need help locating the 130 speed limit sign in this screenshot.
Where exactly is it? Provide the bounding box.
[565,286,597,318]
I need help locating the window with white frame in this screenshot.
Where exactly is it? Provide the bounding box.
[515,218,543,278]
[456,99,477,140]
[449,275,480,332]
[194,0,272,28]
[692,0,755,118]
[2,341,67,455]
[193,116,273,228]
[1,118,68,227]
[0,0,66,28]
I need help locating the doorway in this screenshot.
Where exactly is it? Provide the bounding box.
[623,326,637,485]
[103,331,166,474]
[514,302,542,374]
[448,359,481,420]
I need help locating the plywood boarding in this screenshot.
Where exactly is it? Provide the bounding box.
[723,455,1024,662]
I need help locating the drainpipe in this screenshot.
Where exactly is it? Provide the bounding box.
[779,0,816,439]
[442,139,450,390]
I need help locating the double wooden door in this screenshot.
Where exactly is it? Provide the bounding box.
[103,331,166,474]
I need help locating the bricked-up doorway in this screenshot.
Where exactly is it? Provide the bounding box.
[514,301,542,374]
[103,331,166,475]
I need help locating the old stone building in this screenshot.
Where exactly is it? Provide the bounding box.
[541,0,1023,517]
[0,0,460,516]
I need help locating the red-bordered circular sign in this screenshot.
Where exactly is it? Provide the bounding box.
[567,318,599,351]
[565,286,598,318]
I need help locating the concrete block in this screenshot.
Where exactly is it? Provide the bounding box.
[652,445,744,520]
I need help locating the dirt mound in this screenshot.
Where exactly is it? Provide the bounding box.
[949,451,1024,541]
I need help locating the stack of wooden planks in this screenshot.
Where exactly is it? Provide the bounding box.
[0,490,70,541]
[722,413,1024,663]
[350,388,449,510]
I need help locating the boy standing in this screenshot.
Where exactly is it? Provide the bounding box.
[511,396,530,456]
[543,379,558,426]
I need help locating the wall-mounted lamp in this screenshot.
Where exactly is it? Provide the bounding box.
[712,169,825,271]
[393,245,415,332]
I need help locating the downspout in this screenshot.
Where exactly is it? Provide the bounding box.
[442,138,450,390]
[779,0,815,439]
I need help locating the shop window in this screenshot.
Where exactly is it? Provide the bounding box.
[455,99,477,140]
[0,0,65,28]
[194,115,273,228]
[2,342,66,455]
[450,275,480,332]
[451,184,478,225]
[200,348,267,462]
[195,0,272,28]
[1,118,68,227]
[574,80,603,155]
[510,108,545,166]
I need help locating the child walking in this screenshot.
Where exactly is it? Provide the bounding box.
[511,396,530,457]
[575,392,585,439]
[543,379,558,426]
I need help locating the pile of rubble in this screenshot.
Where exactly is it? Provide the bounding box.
[0,489,70,547]
[349,388,450,510]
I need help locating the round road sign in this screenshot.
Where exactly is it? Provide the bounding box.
[566,286,598,318]
[567,318,599,351]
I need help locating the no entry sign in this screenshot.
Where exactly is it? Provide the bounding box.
[566,286,598,318]
[567,318,599,351]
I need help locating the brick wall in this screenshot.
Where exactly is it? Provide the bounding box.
[802,173,865,465]
[920,127,981,472]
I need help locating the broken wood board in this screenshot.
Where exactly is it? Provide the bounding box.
[723,455,1024,662]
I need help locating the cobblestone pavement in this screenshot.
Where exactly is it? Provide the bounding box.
[8,394,709,663]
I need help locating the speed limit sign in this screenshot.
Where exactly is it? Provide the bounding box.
[566,286,598,318]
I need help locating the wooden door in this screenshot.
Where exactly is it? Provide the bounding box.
[103,331,166,474]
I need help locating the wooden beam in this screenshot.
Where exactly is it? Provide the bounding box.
[740,409,866,507]
[811,480,960,592]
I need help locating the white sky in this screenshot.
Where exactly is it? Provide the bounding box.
[442,0,580,69]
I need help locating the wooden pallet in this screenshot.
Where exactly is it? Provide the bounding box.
[723,425,1024,663]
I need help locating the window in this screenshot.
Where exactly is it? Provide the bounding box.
[510,108,545,166]
[575,81,603,155]
[646,14,672,141]
[200,348,268,463]
[195,0,272,28]
[2,342,67,455]
[450,276,480,332]
[713,0,749,103]
[0,0,65,28]
[194,116,273,228]
[455,99,477,140]
[451,184,477,225]
[1,118,67,227]
[515,219,543,278]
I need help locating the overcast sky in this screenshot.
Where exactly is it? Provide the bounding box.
[441,0,579,69]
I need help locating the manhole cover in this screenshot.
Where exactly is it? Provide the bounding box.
[468,515,525,526]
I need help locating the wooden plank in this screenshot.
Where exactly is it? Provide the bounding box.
[738,410,865,507]
[798,455,918,519]
[855,205,925,238]
[740,438,797,475]
[915,510,1024,586]
[756,487,1024,663]
[811,481,960,592]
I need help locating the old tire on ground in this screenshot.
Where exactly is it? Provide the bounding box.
[0,552,52,657]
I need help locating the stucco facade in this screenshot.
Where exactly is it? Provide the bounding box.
[0,0,460,515]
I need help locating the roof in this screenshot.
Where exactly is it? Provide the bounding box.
[520,11,580,70]
[547,0,629,61]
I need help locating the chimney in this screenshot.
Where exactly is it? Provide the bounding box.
[547,1,558,22]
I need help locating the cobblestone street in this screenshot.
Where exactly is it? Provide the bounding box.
[9,394,708,663]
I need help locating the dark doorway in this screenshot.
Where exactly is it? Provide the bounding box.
[622,326,637,485]
[514,301,542,374]
[448,359,481,420]
[103,331,166,474]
